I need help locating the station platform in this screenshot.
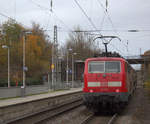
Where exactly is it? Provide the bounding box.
[0,88,82,108]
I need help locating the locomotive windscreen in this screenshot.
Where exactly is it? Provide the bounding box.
[88,61,120,73]
[105,61,120,73]
[88,61,104,73]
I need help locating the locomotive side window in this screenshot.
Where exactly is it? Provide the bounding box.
[105,61,121,73]
[88,61,104,73]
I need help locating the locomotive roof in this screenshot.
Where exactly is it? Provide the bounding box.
[85,57,127,62]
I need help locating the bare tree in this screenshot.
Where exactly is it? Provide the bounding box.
[62,26,101,61]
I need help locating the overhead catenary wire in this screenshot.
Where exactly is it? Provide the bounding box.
[72,0,128,56]
[96,0,119,35]
[109,43,142,66]
[96,0,129,46]
[0,12,29,29]
[30,0,73,32]
[43,29,150,33]
[44,12,52,31]
[73,0,98,31]
[96,0,130,55]
[1,0,144,59]
[96,0,144,58]
[30,0,48,11]
[0,12,16,22]
[100,14,106,31]
[28,0,148,65]
[30,0,54,31]
[29,0,136,58]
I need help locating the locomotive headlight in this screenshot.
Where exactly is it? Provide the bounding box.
[108,81,121,87]
[116,89,120,92]
[90,89,94,93]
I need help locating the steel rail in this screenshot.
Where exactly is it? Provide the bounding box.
[80,113,94,124]
[107,113,118,124]
[7,98,83,124]
[35,100,83,124]
[80,113,118,124]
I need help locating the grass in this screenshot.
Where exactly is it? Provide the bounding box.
[0,96,20,100]
[144,77,150,101]
[144,78,150,102]
[144,77,150,89]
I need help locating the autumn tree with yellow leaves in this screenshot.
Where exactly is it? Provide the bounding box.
[142,50,150,80]
[0,22,103,87]
[0,21,52,86]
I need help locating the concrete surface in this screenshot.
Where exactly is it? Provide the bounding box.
[0,88,82,123]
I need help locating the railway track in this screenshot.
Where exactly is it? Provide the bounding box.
[7,98,83,124]
[80,113,118,124]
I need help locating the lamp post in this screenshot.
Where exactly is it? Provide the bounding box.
[2,45,10,88]
[72,52,77,88]
[23,34,26,89]
[66,48,72,84]
[22,31,32,96]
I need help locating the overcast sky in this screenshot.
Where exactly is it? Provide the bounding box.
[0,0,150,56]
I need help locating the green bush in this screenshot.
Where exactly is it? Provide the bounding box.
[0,79,23,87]
[148,77,150,82]
[0,78,43,87]
[144,77,150,88]
[26,77,43,86]
[0,79,8,87]
[10,81,22,86]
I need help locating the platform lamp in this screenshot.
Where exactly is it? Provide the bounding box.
[22,31,32,97]
[72,52,77,88]
[2,45,10,88]
[66,48,72,85]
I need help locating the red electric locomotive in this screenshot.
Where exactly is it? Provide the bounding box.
[83,57,137,112]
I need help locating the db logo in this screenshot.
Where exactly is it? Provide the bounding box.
[101,82,107,87]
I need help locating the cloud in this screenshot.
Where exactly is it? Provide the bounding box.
[0,0,150,55]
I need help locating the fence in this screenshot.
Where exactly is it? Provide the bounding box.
[0,81,83,99]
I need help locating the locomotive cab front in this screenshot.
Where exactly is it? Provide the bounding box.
[83,57,129,109]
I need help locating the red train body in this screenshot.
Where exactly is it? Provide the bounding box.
[83,57,137,112]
